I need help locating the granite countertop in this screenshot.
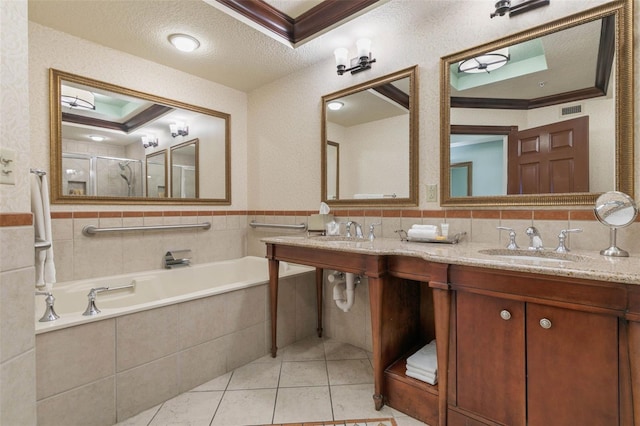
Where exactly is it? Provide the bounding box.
[262,235,640,286]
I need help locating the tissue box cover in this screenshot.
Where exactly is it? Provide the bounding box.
[308,214,333,231]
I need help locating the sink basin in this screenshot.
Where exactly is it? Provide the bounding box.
[478,248,586,263]
[310,236,368,243]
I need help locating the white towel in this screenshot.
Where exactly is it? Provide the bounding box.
[406,340,437,372]
[407,228,438,239]
[406,368,438,385]
[31,174,56,288]
[406,363,436,377]
[410,224,438,231]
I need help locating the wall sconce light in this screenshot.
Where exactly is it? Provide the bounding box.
[170,122,189,138]
[490,0,550,18]
[141,135,158,148]
[458,48,510,73]
[61,86,95,110]
[334,39,376,76]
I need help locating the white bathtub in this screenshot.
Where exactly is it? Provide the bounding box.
[35,256,313,334]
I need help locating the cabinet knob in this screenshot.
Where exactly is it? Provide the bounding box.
[539,318,552,329]
[500,310,511,320]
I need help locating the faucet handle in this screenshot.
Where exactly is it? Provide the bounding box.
[497,226,519,250]
[368,222,381,241]
[555,228,582,253]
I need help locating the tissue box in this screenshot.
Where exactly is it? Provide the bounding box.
[308,214,334,232]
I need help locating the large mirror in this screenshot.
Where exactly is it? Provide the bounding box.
[49,69,231,204]
[440,0,633,206]
[321,66,418,206]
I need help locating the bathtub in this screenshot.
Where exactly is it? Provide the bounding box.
[35,256,313,334]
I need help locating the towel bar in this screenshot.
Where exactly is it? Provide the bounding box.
[249,221,307,230]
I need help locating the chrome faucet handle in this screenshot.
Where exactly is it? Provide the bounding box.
[368,222,381,241]
[497,226,519,250]
[555,228,582,253]
[35,290,60,322]
[525,226,544,250]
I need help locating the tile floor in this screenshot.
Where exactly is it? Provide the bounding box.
[116,336,428,426]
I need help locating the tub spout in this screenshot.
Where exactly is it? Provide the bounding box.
[164,250,191,269]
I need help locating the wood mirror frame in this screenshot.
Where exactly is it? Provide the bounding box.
[440,0,633,207]
[49,69,231,205]
[321,66,419,207]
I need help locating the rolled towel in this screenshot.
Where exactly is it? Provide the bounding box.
[410,224,438,231]
[408,228,438,240]
[407,340,437,372]
[406,368,438,385]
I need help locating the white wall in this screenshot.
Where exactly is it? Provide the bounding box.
[247,0,625,210]
[29,22,249,211]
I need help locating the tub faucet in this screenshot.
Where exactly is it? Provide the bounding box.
[525,226,544,250]
[345,221,364,239]
[164,249,191,269]
[35,290,60,322]
[83,282,136,316]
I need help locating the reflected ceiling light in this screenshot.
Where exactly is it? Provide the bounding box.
[327,101,344,111]
[334,38,376,76]
[170,122,189,138]
[168,34,200,52]
[89,135,104,142]
[141,135,158,149]
[61,86,95,110]
[458,48,510,73]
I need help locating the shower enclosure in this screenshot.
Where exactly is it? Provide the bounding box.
[62,153,143,197]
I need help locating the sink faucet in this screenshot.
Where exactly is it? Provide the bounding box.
[368,222,381,241]
[496,226,519,250]
[345,221,364,239]
[525,226,544,250]
[555,228,582,253]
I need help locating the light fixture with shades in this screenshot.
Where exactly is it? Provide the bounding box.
[327,101,344,111]
[458,48,510,73]
[170,122,189,138]
[141,135,158,148]
[168,34,200,52]
[61,86,95,110]
[334,38,376,76]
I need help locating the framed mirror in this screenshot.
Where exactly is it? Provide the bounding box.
[171,139,199,198]
[440,0,633,206]
[145,150,167,198]
[321,66,419,206]
[49,69,231,204]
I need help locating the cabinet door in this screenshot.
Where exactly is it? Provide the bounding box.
[527,303,618,426]
[456,292,526,425]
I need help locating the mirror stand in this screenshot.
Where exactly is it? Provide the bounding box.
[601,228,629,257]
[594,191,638,258]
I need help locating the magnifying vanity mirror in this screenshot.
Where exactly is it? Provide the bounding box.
[49,69,231,204]
[321,66,418,207]
[594,191,637,257]
[440,0,633,206]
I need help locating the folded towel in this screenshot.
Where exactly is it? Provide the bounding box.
[406,368,438,385]
[410,224,438,231]
[407,340,437,372]
[407,228,438,239]
[31,174,56,288]
[406,363,436,377]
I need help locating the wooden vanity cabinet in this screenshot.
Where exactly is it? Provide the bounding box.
[450,266,622,426]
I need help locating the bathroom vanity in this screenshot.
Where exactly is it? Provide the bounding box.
[264,236,640,426]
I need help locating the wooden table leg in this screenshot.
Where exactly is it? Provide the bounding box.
[433,287,451,426]
[369,276,384,410]
[268,258,280,357]
[316,268,323,337]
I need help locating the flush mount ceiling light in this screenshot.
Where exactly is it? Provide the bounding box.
[168,34,200,52]
[458,48,510,74]
[89,135,104,142]
[61,86,95,110]
[334,38,376,76]
[327,101,344,111]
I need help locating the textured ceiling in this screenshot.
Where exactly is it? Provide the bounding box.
[28,0,393,92]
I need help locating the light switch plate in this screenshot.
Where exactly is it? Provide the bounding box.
[0,148,16,185]
[426,184,438,202]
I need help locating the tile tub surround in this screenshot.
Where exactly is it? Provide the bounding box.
[36,272,317,425]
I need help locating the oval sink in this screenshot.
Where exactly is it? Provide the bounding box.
[478,248,586,263]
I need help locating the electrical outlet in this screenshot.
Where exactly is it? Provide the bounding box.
[426,184,438,202]
[0,148,16,185]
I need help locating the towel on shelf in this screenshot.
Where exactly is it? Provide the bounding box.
[407,228,438,240]
[410,224,438,231]
[406,368,438,385]
[406,363,436,377]
[31,173,56,288]
[406,339,437,372]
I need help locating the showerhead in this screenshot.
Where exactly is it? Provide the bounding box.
[118,160,130,171]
